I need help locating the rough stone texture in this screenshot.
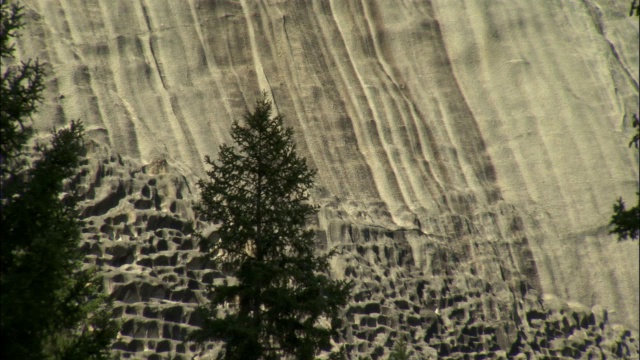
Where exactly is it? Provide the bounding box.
[9,0,639,359]
[69,144,639,359]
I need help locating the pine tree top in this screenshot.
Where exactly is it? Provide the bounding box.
[189,93,351,360]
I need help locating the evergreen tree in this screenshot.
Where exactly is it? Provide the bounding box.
[190,94,351,359]
[606,4,640,242]
[609,114,639,241]
[607,4,639,241]
[387,338,411,360]
[1,2,118,359]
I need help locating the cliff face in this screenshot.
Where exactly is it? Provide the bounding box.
[12,0,639,358]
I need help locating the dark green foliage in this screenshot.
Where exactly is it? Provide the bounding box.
[1,3,118,359]
[630,0,639,16]
[388,338,411,360]
[609,114,639,241]
[609,195,639,241]
[326,346,348,360]
[190,94,351,359]
[608,5,639,239]
[0,1,42,174]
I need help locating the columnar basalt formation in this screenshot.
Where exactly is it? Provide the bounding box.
[12,1,639,359]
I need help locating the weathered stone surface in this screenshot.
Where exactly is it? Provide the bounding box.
[10,0,638,359]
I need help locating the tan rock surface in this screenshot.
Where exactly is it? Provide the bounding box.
[11,0,638,358]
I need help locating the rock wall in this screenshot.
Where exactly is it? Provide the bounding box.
[10,0,639,359]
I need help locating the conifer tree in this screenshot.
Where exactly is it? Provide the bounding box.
[608,114,639,241]
[190,94,351,359]
[1,3,118,359]
[608,1,639,241]
[387,338,411,360]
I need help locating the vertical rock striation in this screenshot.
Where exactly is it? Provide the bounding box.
[11,0,638,358]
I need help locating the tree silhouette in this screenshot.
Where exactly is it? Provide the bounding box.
[189,94,351,359]
[609,114,639,241]
[1,3,118,359]
[388,338,411,360]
